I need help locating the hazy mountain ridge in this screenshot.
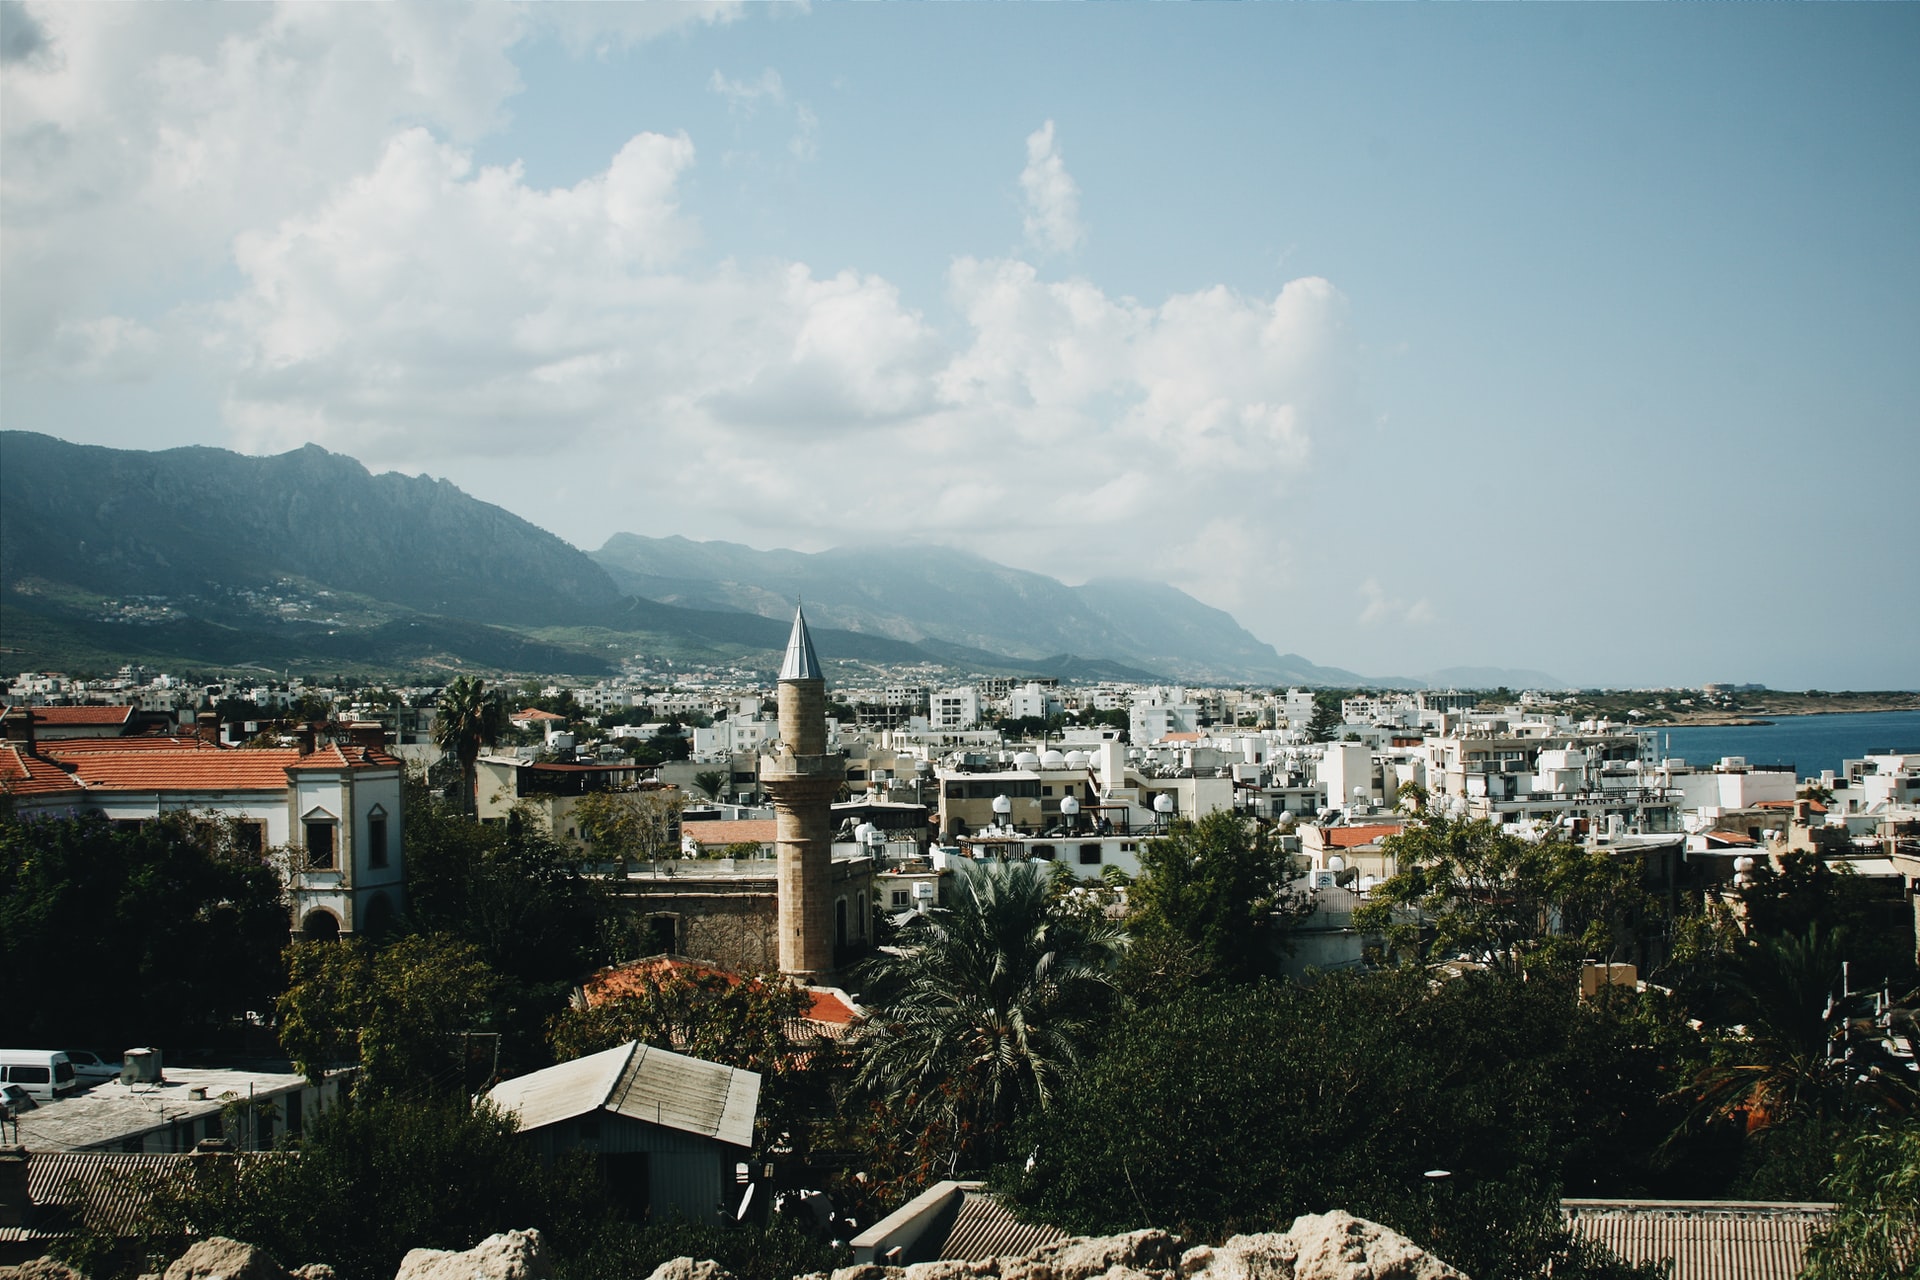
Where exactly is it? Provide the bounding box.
[593,533,1389,685]
[3,432,1431,686]
[0,431,624,628]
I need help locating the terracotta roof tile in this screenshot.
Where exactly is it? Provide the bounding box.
[1325,823,1406,848]
[35,741,398,792]
[0,744,83,797]
[585,957,860,1030]
[36,736,216,753]
[30,706,135,726]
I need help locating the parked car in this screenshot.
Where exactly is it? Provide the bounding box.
[0,1081,37,1118]
[64,1050,121,1084]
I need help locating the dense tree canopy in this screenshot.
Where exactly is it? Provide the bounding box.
[1126,811,1308,988]
[277,933,503,1094]
[0,811,288,1047]
[998,969,1681,1280]
[1352,815,1657,973]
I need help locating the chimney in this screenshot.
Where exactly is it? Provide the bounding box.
[0,1146,26,1228]
[296,724,316,755]
[196,710,221,746]
[347,721,386,753]
[1,705,33,754]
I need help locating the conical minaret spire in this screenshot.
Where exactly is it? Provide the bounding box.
[780,603,823,682]
[763,600,842,978]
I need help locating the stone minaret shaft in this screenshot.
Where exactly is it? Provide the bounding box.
[762,605,843,979]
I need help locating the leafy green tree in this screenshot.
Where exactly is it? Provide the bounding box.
[999,969,1673,1280]
[854,857,1122,1180]
[1126,810,1309,988]
[1802,1116,1920,1280]
[277,933,502,1094]
[573,786,687,870]
[0,811,287,1046]
[403,779,616,986]
[434,675,506,815]
[1353,815,1657,974]
[694,769,727,800]
[134,1097,629,1280]
[1737,851,1917,993]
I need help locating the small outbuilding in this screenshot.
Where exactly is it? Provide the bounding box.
[485,1041,759,1224]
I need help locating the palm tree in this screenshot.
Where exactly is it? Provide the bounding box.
[433,676,505,816]
[1690,923,1914,1132]
[854,857,1122,1172]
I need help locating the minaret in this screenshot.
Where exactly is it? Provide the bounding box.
[761,604,844,979]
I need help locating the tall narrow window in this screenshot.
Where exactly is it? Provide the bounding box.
[306,821,336,870]
[366,806,389,869]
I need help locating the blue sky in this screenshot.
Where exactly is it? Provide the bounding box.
[3,3,1915,689]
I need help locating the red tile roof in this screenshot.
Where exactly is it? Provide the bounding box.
[35,741,398,792]
[585,956,859,1027]
[34,736,216,753]
[1323,822,1406,848]
[0,744,83,797]
[513,708,567,722]
[30,706,135,726]
[1704,830,1760,847]
[682,819,779,847]
[1159,731,1204,743]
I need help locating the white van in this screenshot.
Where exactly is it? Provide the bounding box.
[0,1050,79,1101]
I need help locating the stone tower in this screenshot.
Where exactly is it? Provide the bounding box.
[761,604,844,979]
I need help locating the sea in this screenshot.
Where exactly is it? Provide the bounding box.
[1648,709,1920,780]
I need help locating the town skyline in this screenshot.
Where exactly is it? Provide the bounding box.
[3,4,1915,690]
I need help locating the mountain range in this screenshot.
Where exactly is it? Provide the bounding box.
[0,431,1558,689]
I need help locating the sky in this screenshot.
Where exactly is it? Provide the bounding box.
[3,2,1916,691]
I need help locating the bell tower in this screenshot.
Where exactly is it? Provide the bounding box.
[760,604,844,978]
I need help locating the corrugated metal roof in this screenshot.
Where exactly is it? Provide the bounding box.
[486,1042,630,1132]
[1562,1200,1834,1280]
[487,1041,760,1150]
[609,1044,760,1149]
[0,1151,227,1243]
[937,1191,1066,1261]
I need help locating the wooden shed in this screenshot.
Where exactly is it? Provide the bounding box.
[486,1041,760,1224]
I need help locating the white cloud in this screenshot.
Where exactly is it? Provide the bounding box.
[2,10,1358,627]
[710,67,785,113]
[1019,120,1084,255]
[1357,579,1435,628]
[0,2,717,376]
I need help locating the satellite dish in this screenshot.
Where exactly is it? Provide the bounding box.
[736,1183,757,1221]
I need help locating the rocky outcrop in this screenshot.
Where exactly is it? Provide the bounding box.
[1182,1212,1464,1280]
[0,1260,89,1280]
[653,1211,1465,1280]
[161,1238,296,1280]
[393,1230,551,1280]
